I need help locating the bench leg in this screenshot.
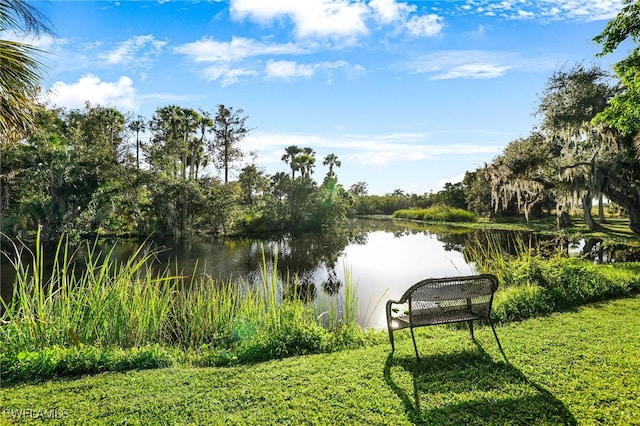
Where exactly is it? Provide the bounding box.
[468,320,474,340]
[388,327,395,353]
[490,319,507,361]
[410,326,420,360]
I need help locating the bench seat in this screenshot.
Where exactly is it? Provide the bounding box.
[392,308,484,329]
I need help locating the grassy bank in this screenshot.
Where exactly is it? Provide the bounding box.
[392,206,477,223]
[3,228,640,384]
[385,213,639,243]
[1,231,369,382]
[2,296,639,425]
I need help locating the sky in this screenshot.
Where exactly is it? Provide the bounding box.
[10,0,633,194]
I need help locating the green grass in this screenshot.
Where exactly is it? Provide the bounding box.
[384,212,639,244]
[2,296,639,425]
[393,206,477,223]
[0,229,365,370]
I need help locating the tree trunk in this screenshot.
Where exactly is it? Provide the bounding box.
[582,194,596,230]
[602,176,640,236]
[629,205,640,235]
[598,193,606,223]
[557,204,573,228]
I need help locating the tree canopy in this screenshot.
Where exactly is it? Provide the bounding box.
[0,0,52,142]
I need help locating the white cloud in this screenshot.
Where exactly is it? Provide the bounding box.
[458,0,624,22]
[430,63,512,80]
[174,36,308,62]
[230,0,445,41]
[175,35,359,85]
[406,14,445,37]
[265,59,351,80]
[46,74,138,110]
[100,35,166,65]
[266,60,316,79]
[369,0,415,24]
[202,65,258,86]
[407,49,558,80]
[513,10,535,20]
[230,0,370,40]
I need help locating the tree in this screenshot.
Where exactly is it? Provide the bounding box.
[281,145,302,179]
[463,169,494,217]
[593,0,640,146]
[127,115,146,169]
[322,153,341,183]
[537,64,617,230]
[0,0,52,142]
[148,105,203,180]
[238,164,269,207]
[430,182,466,209]
[192,109,213,180]
[486,133,555,222]
[349,182,368,197]
[296,147,316,180]
[211,104,249,183]
[1,103,135,238]
[591,2,640,234]
[148,105,184,177]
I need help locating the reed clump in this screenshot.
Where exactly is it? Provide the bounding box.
[0,229,365,364]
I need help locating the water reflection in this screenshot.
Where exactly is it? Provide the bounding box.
[2,219,639,328]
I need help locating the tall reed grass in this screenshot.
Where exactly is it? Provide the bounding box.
[0,229,361,356]
[463,231,535,281]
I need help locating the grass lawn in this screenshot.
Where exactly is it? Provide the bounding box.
[2,296,639,425]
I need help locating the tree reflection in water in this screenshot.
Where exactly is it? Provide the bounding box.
[2,219,639,318]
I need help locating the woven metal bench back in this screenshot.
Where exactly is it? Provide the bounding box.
[409,274,498,319]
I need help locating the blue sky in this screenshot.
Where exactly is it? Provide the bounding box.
[14,0,630,194]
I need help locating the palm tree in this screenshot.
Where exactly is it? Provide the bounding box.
[180,108,199,180]
[322,153,341,180]
[0,0,52,142]
[281,145,302,179]
[127,115,146,170]
[297,147,316,180]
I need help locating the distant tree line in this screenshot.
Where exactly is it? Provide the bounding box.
[0,102,356,240]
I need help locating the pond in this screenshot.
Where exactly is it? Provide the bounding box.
[2,219,639,328]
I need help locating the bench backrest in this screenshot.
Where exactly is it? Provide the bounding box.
[406,274,498,318]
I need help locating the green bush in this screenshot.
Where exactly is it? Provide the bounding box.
[393,206,477,223]
[491,258,640,322]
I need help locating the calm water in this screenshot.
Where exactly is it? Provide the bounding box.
[2,219,639,328]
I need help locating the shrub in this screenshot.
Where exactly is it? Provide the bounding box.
[491,258,640,322]
[392,206,477,223]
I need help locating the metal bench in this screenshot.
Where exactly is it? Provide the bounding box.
[386,274,504,359]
